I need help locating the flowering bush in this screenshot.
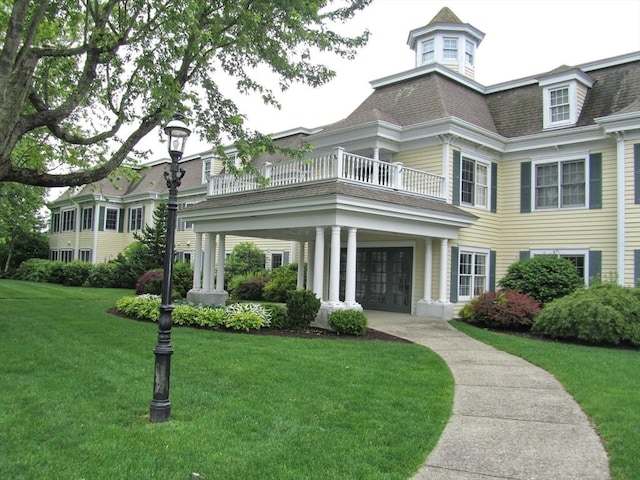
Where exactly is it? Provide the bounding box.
[462,290,541,330]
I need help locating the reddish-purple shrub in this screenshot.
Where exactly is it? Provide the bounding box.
[135,269,164,295]
[467,290,541,330]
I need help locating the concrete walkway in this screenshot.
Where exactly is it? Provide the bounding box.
[365,311,610,480]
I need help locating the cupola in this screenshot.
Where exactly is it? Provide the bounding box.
[407,7,485,79]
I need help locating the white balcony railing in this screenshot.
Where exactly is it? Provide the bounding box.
[207,147,446,199]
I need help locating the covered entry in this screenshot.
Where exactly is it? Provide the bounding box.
[341,247,413,313]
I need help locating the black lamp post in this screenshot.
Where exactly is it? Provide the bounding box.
[149,113,191,423]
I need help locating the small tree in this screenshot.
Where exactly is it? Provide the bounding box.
[133,202,168,270]
[224,242,266,287]
[499,256,584,306]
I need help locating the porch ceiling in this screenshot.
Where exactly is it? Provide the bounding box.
[180,179,477,242]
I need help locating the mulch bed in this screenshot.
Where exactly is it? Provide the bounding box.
[108,308,411,343]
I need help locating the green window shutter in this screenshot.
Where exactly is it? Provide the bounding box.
[142,206,146,228]
[283,251,290,264]
[452,151,461,206]
[589,250,602,285]
[520,161,531,213]
[634,144,640,204]
[634,250,640,288]
[118,208,125,233]
[491,162,498,213]
[589,153,602,209]
[519,251,530,260]
[450,246,459,303]
[127,209,131,233]
[98,206,105,232]
[489,250,497,291]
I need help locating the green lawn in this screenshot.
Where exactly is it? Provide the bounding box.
[451,321,640,480]
[0,280,453,480]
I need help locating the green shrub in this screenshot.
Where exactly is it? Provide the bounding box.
[499,256,584,306]
[115,294,161,322]
[172,261,194,298]
[61,261,94,286]
[285,290,321,329]
[86,262,122,288]
[13,258,58,282]
[224,242,266,288]
[262,303,287,329]
[533,282,640,347]
[263,264,299,303]
[225,303,271,328]
[229,272,269,301]
[329,309,368,336]
[192,306,226,328]
[463,290,541,330]
[47,261,67,284]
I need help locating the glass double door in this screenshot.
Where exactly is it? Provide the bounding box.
[340,247,413,313]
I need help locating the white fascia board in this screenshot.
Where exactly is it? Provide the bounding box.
[407,23,485,49]
[309,121,402,151]
[370,64,485,93]
[503,125,606,155]
[399,117,506,152]
[595,111,640,134]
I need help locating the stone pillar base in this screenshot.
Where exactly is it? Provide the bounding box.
[416,300,453,320]
[186,289,229,306]
[312,301,363,330]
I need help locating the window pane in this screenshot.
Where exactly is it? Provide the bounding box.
[475,164,488,208]
[444,37,457,59]
[535,164,559,208]
[461,159,474,204]
[105,209,118,230]
[550,88,570,122]
[561,255,585,279]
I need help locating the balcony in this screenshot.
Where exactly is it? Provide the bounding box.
[207,147,446,200]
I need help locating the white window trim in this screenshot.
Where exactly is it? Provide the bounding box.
[129,206,144,232]
[530,249,590,285]
[61,208,76,232]
[457,246,490,302]
[464,39,474,66]
[81,207,93,231]
[104,207,119,231]
[542,82,578,129]
[269,251,284,270]
[459,154,492,210]
[420,38,435,64]
[532,154,589,211]
[202,158,212,184]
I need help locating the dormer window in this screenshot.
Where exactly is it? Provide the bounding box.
[443,37,457,60]
[539,68,594,130]
[550,86,570,123]
[421,38,434,63]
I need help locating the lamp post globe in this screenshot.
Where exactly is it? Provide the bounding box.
[149,113,191,423]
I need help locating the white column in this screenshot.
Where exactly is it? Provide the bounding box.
[307,240,315,292]
[216,233,226,292]
[439,238,449,303]
[423,238,433,301]
[313,228,325,299]
[192,233,203,290]
[329,226,341,304]
[203,233,213,291]
[297,241,305,289]
[345,228,357,305]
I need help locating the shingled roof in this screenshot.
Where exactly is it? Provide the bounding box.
[428,6,462,25]
[321,57,639,138]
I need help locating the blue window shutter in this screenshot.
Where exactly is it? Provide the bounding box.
[589,153,602,209]
[589,250,602,285]
[450,246,459,303]
[519,251,530,260]
[489,250,497,291]
[118,208,125,232]
[452,151,461,206]
[634,144,640,204]
[98,207,105,232]
[491,162,498,213]
[520,162,531,213]
[634,250,640,287]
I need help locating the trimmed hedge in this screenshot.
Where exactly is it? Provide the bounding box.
[329,310,368,336]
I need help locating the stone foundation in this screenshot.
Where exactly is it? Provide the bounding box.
[312,301,363,330]
[186,289,229,306]
[416,300,453,320]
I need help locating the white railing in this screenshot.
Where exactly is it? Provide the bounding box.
[207,147,446,199]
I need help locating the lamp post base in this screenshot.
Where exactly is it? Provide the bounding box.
[149,400,171,423]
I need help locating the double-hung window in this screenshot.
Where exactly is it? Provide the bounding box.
[270,252,284,270]
[443,37,458,60]
[129,206,143,231]
[105,208,119,230]
[421,38,434,64]
[458,249,488,300]
[61,209,76,232]
[465,39,474,65]
[549,87,570,123]
[535,159,586,209]
[81,207,93,231]
[461,158,488,208]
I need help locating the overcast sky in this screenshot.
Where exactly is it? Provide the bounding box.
[145,0,640,156]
